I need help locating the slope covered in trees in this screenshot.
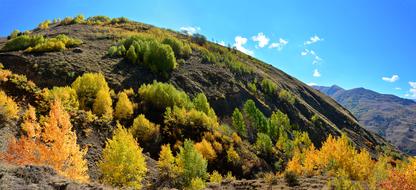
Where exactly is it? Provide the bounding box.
[0,15,409,189]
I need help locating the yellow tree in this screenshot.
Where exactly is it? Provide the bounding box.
[99,123,147,189]
[93,88,113,120]
[114,92,134,120]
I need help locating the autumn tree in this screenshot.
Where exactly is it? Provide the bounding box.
[195,139,217,161]
[42,86,79,111]
[0,101,89,182]
[158,144,178,180]
[71,73,110,110]
[130,114,160,142]
[192,93,217,120]
[0,90,19,121]
[99,123,147,189]
[114,92,134,120]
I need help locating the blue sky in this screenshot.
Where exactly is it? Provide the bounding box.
[1,0,416,98]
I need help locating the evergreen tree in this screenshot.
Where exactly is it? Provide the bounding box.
[176,139,208,186]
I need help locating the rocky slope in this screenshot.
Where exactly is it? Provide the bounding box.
[314,85,416,155]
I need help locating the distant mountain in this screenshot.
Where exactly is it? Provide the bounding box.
[314,85,416,155]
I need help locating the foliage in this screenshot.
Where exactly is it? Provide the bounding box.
[0,101,89,182]
[261,79,277,95]
[72,14,85,24]
[144,41,177,77]
[255,133,273,155]
[72,73,110,110]
[38,20,50,29]
[176,139,208,186]
[209,171,223,184]
[138,81,192,110]
[9,29,20,39]
[42,86,79,111]
[327,170,364,190]
[186,177,206,190]
[191,33,207,45]
[92,88,113,120]
[269,110,291,141]
[2,35,44,52]
[192,93,217,120]
[114,92,134,120]
[284,171,299,187]
[26,34,83,53]
[278,89,296,104]
[195,139,217,161]
[130,114,160,142]
[98,123,147,189]
[162,37,192,58]
[86,16,111,25]
[158,144,178,180]
[380,158,416,190]
[243,100,269,134]
[226,146,240,165]
[232,108,246,137]
[247,82,257,93]
[126,45,138,63]
[0,90,19,120]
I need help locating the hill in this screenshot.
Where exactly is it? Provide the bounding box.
[314,85,416,155]
[0,16,405,189]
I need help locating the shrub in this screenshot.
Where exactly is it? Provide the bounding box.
[232,108,246,137]
[255,133,273,155]
[86,16,111,25]
[92,88,113,120]
[60,17,74,25]
[72,73,110,110]
[144,41,177,77]
[176,139,208,186]
[72,14,85,24]
[126,45,138,64]
[38,20,50,29]
[226,146,240,165]
[328,170,364,190]
[278,89,296,104]
[187,177,206,190]
[130,114,160,142]
[138,81,192,110]
[0,90,19,120]
[192,93,217,120]
[158,144,178,180]
[42,86,79,111]
[263,172,277,185]
[1,34,82,53]
[261,79,277,95]
[0,101,89,182]
[98,123,147,189]
[247,82,257,93]
[284,171,299,187]
[191,33,207,45]
[209,171,222,184]
[9,29,20,39]
[114,92,134,120]
[225,171,236,181]
[195,139,217,161]
[1,35,44,52]
[162,37,192,58]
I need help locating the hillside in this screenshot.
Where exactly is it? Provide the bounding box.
[0,16,406,189]
[314,85,416,155]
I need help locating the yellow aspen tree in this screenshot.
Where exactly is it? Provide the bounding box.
[114,92,134,120]
[92,88,113,120]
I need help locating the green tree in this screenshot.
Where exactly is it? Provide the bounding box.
[269,110,291,141]
[255,133,273,155]
[114,92,134,120]
[144,42,177,77]
[126,45,138,64]
[232,108,246,137]
[192,93,216,120]
[176,139,208,186]
[138,81,192,110]
[98,123,147,189]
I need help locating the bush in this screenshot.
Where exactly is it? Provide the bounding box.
[209,171,223,184]
[114,92,134,120]
[144,41,177,77]
[226,146,240,165]
[278,89,296,104]
[1,35,44,52]
[38,20,50,29]
[86,16,111,25]
[92,88,113,120]
[126,45,138,64]
[130,114,160,142]
[255,133,273,155]
[177,139,208,186]
[1,34,82,53]
[247,82,257,93]
[98,123,147,189]
[72,73,110,110]
[195,139,217,161]
[191,33,207,45]
[261,79,277,95]
[72,14,85,24]
[284,171,299,187]
[9,29,20,39]
[158,144,178,180]
[138,81,192,110]
[187,177,206,190]
[192,93,217,120]
[162,37,192,58]
[0,90,19,120]
[42,86,79,111]
[232,108,246,137]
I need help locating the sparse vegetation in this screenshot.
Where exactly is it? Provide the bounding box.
[279,89,296,104]
[1,34,82,52]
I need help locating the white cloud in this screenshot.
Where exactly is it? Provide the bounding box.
[301,49,322,64]
[304,35,323,45]
[217,41,226,46]
[252,33,269,48]
[233,36,254,55]
[180,26,201,35]
[269,38,288,51]
[313,69,321,77]
[382,75,399,83]
[307,82,318,86]
[395,87,402,90]
[408,81,416,98]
